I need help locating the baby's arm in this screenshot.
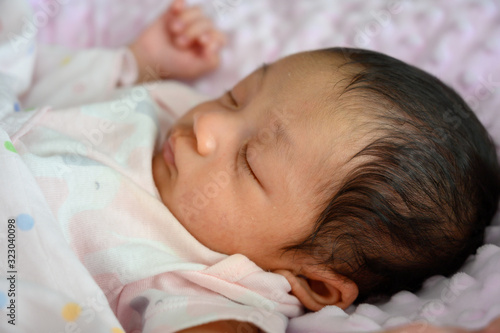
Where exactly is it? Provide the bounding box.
[129,0,225,83]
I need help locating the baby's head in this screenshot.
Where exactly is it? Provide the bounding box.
[152,47,500,311]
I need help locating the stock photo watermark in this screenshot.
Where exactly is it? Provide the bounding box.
[352,0,406,48]
[56,65,164,178]
[212,0,243,20]
[8,0,71,53]
[4,218,17,326]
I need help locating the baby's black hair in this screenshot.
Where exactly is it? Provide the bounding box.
[284,47,500,303]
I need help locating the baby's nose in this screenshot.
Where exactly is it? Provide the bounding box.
[193,112,217,156]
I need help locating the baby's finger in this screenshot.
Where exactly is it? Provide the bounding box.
[202,40,221,59]
[180,18,213,45]
[171,5,204,33]
[201,41,223,64]
[164,0,184,31]
[211,30,227,47]
[168,0,184,14]
[202,31,226,55]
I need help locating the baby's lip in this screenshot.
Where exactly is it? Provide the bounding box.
[163,134,176,170]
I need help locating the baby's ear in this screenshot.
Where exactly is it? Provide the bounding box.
[274,269,358,312]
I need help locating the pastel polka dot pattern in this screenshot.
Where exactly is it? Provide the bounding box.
[61,56,72,66]
[17,214,34,231]
[14,102,21,112]
[111,328,125,333]
[73,82,86,93]
[4,141,17,153]
[27,43,35,54]
[61,303,81,322]
[0,291,7,308]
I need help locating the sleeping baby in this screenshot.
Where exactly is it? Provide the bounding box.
[3,0,500,332]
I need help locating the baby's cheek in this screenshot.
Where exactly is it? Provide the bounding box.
[181,168,234,212]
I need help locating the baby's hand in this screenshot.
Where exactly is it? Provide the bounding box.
[130,0,226,82]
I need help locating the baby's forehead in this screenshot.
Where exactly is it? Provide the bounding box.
[279,50,360,82]
[258,50,376,142]
[267,52,363,108]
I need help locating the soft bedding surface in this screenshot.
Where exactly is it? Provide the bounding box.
[6,0,500,331]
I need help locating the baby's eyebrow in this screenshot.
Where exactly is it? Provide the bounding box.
[264,115,294,165]
[273,121,291,155]
[258,62,294,162]
[259,62,269,87]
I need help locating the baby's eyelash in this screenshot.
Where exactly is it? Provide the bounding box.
[226,90,238,107]
[239,143,258,181]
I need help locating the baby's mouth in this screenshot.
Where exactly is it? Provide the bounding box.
[163,135,176,169]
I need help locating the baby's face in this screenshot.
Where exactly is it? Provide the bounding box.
[152,51,362,272]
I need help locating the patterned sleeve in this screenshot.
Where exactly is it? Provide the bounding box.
[20,45,138,109]
[134,290,290,333]
[0,0,37,116]
[0,0,138,111]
